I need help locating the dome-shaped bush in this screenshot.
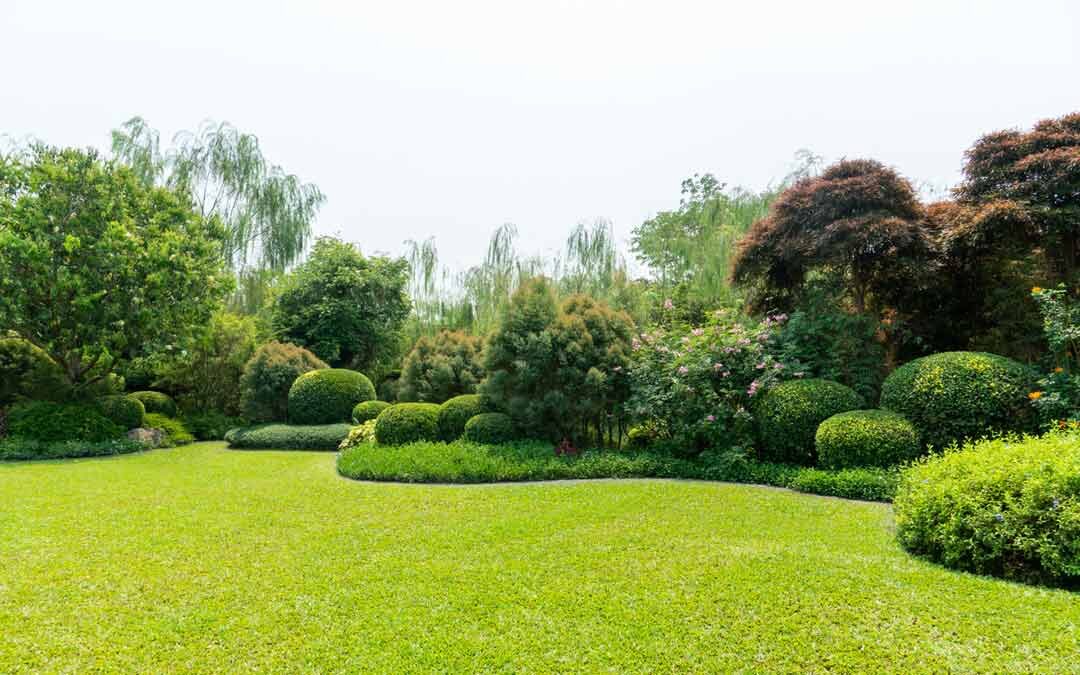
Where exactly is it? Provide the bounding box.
[437,394,485,440]
[239,342,328,423]
[755,379,864,465]
[352,400,390,424]
[288,368,376,425]
[880,351,1035,450]
[815,409,921,469]
[128,391,177,418]
[463,412,515,445]
[7,401,123,442]
[96,395,146,430]
[374,403,440,445]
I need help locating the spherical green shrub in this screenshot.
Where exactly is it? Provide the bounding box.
[880,351,1036,450]
[288,368,376,425]
[352,400,390,424]
[463,412,515,445]
[7,401,123,442]
[755,379,864,465]
[815,409,922,469]
[894,431,1080,587]
[239,342,328,423]
[437,394,485,440]
[96,395,145,430]
[128,391,177,418]
[374,403,440,445]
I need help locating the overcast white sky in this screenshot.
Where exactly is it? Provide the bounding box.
[3,0,1078,271]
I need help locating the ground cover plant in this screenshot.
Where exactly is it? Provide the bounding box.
[224,423,351,450]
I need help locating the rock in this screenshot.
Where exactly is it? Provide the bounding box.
[127,427,166,449]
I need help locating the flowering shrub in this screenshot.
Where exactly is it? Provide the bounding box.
[1030,286,1080,427]
[626,309,790,455]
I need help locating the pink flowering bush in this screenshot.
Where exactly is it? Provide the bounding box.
[626,309,791,455]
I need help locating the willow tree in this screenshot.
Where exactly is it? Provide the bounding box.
[111,117,325,271]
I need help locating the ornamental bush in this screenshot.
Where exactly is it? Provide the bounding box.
[181,411,244,441]
[398,330,485,403]
[7,401,123,443]
[815,409,921,469]
[352,400,390,424]
[0,437,143,461]
[755,379,864,465]
[225,423,352,450]
[374,403,440,445]
[287,368,375,425]
[338,419,378,451]
[880,351,1036,449]
[0,338,68,405]
[894,431,1080,587]
[128,391,178,418]
[144,413,195,446]
[96,395,145,430]
[437,394,485,441]
[463,412,515,445]
[239,342,328,423]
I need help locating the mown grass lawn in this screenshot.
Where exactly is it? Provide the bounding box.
[2,443,1078,673]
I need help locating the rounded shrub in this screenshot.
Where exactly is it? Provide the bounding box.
[437,394,485,440]
[880,351,1036,450]
[463,412,515,445]
[288,368,376,425]
[96,395,145,430]
[7,401,123,442]
[894,431,1080,587]
[373,403,440,445]
[239,342,328,423]
[128,391,177,418]
[755,378,864,465]
[225,423,352,450]
[815,409,922,469]
[352,400,390,424]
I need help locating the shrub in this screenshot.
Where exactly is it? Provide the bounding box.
[7,401,123,443]
[0,337,68,405]
[339,419,377,451]
[463,412,515,445]
[144,413,194,446]
[374,403,440,445]
[287,368,375,425]
[815,409,922,469]
[0,437,143,461]
[128,391,178,418]
[352,400,390,424]
[182,411,245,441]
[755,379,864,465]
[96,395,145,430]
[239,342,328,423]
[894,431,1080,587]
[437,394,485,441]
[880,351,1036,449]
[398,330,485,403]
[225,423,351,450]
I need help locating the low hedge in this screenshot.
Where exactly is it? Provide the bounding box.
[894,431,1080,588]
[144,413,195,446]
[438,395,485,440]
[288,369,376,425]
[755,379,864,465]
[0,437,144,461]
[815,409,922,469]
[96,395,146,430]
[463,412,515,445]
[374,403,440,445]
[7,401,123,443]
[225,423,352,450]
[128,391,178,418]
[352,400,390,425]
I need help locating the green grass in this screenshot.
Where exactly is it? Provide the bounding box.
[2,442,1078,672]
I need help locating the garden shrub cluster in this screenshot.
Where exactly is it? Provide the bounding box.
[754,379,864,465]
[7,401,123,443]
[339,419,377,451]
[287,368,375,425]
[225,423,352,450]
[374,403,441,445]
[894,431,1080,587]
[437,394,485,440]
[815,409,922,469]
[144,413,195,446]
[463,412,515,445]
[128,391,178,419]
[240,342,327,423]
[182,411,245,441]
[0,437,144,461]
[398,330,485,403]
[96,395,146,430]
[352,400,390,424]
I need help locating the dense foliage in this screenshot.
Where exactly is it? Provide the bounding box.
[462,412,515,445]
[815,409,922,469]
[895,431,1080,587]
[287,368,375,425]
[7,401,123,443]
[225,423,351,450]
[352,400,390,424]
[182,411,244,441]
[373,403,441,445]
[437,394,485,441]
[0,437,143,461]
[398,330,484,403]
[0,338,68,405]
[1029,285,1080,426]
[144,413,195,446]
[95,395,146,430]
[239,342,327,423]
[754,379,864,465]
[128,391,178,418]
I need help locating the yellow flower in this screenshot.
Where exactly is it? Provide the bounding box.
[1028,391,1043,400]
[1054,367,1065,373]
[1031,286,1043,294]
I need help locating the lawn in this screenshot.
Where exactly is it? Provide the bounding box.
[2,443,1078,673]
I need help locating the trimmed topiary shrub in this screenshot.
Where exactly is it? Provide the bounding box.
[7,401,123,442]
[463,412,515,445]
[0,437,143,461]
[128,391,178,418]
[225,423,352,450]
[755,379,864,465]
[352,400,390,424]
[880,351,1036,450]
[287,368,376,425]
[239,342,328,423]
[374,403,440,445]
[437,394,485,441]
[96,395,145,430]
[815,409,922,469]
[144,413,195,446]
[895,431,1080,587]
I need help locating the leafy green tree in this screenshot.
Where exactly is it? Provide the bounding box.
[0,145,231,394]
[111,117,325,271]
[271,237,411,374]
[398,330,484,403]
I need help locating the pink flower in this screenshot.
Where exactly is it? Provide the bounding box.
[774,363,784,370]
[706,414,716,422]
[677,366,689,375]
[755,362,766,370]
[747,380,760,396]
[692,328,704,337]
[663,298,674,310]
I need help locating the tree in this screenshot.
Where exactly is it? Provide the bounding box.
[271,237,411,375]
[398,330,485,403]
[732,159,933,314]
[0,145,231,394]
[111,117,325,271]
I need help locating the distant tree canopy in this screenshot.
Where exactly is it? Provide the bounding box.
[0,145,231,392]
[732,159,933,314]
[111,117,325,272]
